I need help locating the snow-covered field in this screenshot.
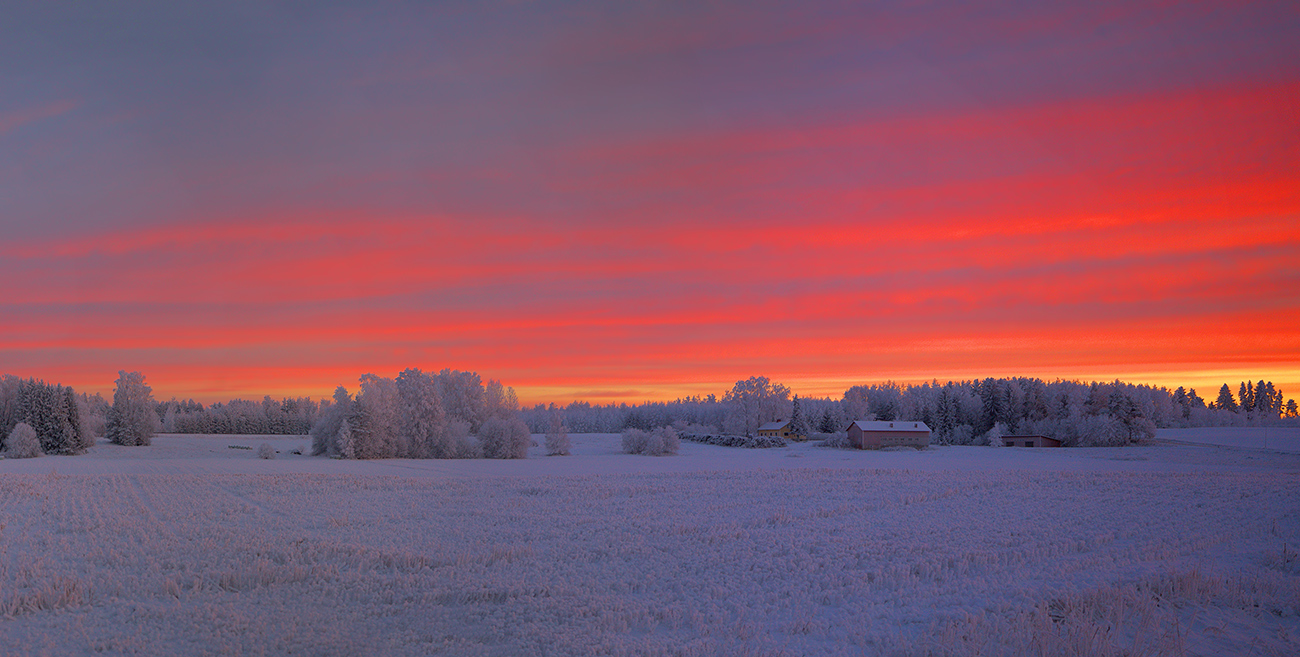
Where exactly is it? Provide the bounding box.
[2,433,1298,656]
[1158,426,1300,453]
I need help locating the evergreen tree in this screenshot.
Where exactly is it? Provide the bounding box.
[1239,382,1255,413]
[790,395,811,437]
[1286,399,1298,419]
[1259,381,1279,417]
[818,407,838,433]
[1214,384,1238,412]
[1173,386,1190,419]
[61,385,90,453]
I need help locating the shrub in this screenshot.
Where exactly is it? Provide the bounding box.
[479,416,530,459]
[623,426,679,455]
[686,432,787,448]
[446,420,481,458]
[622,428,648,454]
[257,443,275,460]
[3,422,42,459]
[545,425,570,456]
[814,433,851,449]
[982,422,1008,447]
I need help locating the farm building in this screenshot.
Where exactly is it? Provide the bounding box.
[1001,435,1062,448]
[847,420,931,450]
[757,420,806,441]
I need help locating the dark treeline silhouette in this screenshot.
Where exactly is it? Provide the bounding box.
[522,377,1298,447]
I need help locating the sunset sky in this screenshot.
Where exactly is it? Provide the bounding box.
[2,1,1297,405]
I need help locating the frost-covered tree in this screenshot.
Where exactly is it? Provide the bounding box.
[256,442,275,459]
[3,379,90,455]
[1172,387,1190,420]
[817,407,840,433]
[311,386,353,456]
[484,379,519,421]
[445,419,479,458]
[723,376,790,436]
[396,368,448,458]
[4,422,42,458]
[479,416,529,459]
[622,426,679,456]
[437,369,486,432]
[61,386,92,453]
[1286,399,1298,418]
[352,373,402,459]
[336,417,355,460]
[982,422,1008,447]
[545,410,570,456]
[790,395,811,438]
[105,371,156,446]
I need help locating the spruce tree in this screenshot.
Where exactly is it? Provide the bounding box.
[1215,384,1238,412]
[1173,387,1190,419]
[818,408,838,434]
[790,395,810,438]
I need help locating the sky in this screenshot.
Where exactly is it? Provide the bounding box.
[2,0,1298,405]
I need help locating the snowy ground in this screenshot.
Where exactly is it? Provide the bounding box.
[1158,426,1300,453]
[2,432,1298,656]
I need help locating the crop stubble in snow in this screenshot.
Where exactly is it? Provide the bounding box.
[1,435,1298,656]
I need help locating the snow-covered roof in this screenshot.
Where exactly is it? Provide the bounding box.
[758,420,791,431]
[849,420,931,432]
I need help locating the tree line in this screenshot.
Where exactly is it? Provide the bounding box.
[521,377,1297,447]
[4,370,1294,457]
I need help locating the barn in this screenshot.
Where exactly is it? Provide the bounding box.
[847,420,931,450]
[1001,435,1062,448]
[757,420,805,441]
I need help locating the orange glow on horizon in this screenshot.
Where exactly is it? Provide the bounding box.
[2,5,1297,409]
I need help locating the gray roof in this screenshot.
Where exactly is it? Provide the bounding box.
[757,420,791,431]
[849,420,931,433]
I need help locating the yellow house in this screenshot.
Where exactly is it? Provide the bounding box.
[757,420,806,441]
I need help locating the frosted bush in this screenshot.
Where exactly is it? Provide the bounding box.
[622,426,679,455]
[982,422,1008,447]
[622,428,648,454]
[446,420,481,458]
[4,422,42,459]
[815,433,852,449]
[644,431,665,455]
[686,432,786,448]
[545,422,570,456]
[949,424,975,445]
[256,443,275,459]
[478,416,530,459]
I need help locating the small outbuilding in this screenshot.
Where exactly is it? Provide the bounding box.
[757,420,805,441]
[847,420,931,450]
[1001,434,1061,448]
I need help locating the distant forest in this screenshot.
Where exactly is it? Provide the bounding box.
[520,378,1297,447]
[2,373,1295,456]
